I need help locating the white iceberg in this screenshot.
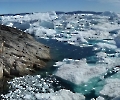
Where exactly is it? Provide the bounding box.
[100,78,120,98]
[35,89,85,100]
[54,58,107,85]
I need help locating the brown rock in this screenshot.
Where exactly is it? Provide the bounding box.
[0,25,50,78]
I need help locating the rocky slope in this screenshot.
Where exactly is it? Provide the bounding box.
[0,25,50,79]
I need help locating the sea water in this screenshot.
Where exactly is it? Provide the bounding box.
[1,11,120,100]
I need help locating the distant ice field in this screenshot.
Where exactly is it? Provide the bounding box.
[1,11,120,100]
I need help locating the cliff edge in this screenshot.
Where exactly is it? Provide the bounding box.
[0,25,50,79]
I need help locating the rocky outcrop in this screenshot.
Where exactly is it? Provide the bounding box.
[0,25,50,79]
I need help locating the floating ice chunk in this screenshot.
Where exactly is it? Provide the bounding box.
[35,89,85,100]
[24,94,32,99]
[53,62,64,67]
[12,22,30,30]
[54,58,107,85]
[2,75,77,99]
[114,34,120,48]
[66,23,72,29]
[100,78,120,98]
[101,11,118,17]
[6,22,13,27]
[112,96,120,100]
[96,42,117,50]
[90,19,98,25]
[40,20,54,29]
[2,10,120,48]
[95,51,120,67]
[26,26,56,38]
[1,11,57,28]
[52,89,85,100]
[96,96,105,100]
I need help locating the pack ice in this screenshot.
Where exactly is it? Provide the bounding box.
[1,11,120,99]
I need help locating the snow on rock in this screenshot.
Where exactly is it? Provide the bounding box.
[54,58,107,85]
[100,78,120,98]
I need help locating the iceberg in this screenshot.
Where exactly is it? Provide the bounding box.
[101,11,118,17]
[35,89,85,100]
[54,58,107,85]
[100,78,120,98]
[96,96,105,100]
[112,96,120,100]
[1,10,120,99]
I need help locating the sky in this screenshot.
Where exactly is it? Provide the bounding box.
[0,0,120,14]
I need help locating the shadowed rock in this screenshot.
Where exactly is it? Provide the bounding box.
[0,25,51,79]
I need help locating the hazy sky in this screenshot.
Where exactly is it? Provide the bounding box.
[0,0,120,14]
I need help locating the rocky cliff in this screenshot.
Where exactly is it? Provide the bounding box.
[0,25,51,79]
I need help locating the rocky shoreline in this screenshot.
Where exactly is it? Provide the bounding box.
[0,25,51,80]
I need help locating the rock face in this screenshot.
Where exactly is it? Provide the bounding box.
[0,25,50,78]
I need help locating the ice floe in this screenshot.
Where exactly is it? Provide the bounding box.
[35,89,85,100]
[54,58,107,85]
[1,11,120,48]
[100,78,120,98]
[1,11,120,99]
[112,96,120,100]
[1,75,85,100]
[96,96,105,100]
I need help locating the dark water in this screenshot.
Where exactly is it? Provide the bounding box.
[34,37,97,74]
[1,36,116,100]
[36,38,96,61]
[2,36,116,100]
[34,37,101,100]
[34,37,97,76]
